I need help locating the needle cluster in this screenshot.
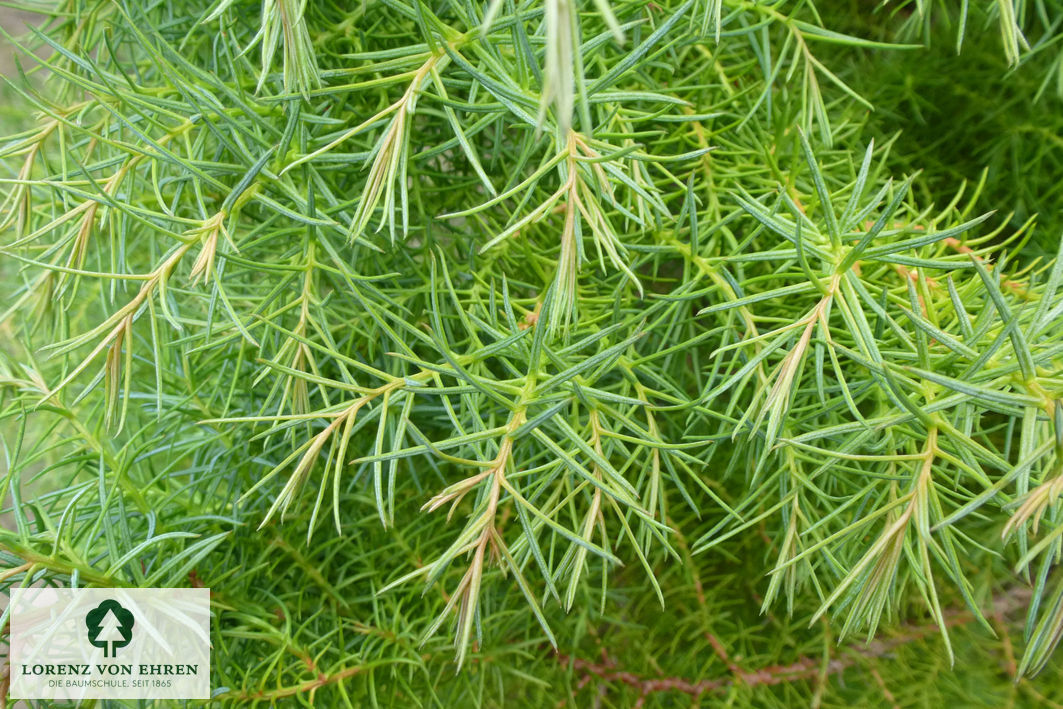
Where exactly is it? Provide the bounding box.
[1,0,1063,705]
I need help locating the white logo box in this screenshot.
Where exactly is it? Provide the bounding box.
[9,587,211,700]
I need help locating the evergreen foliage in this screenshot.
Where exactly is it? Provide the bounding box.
[1,0,1062,705]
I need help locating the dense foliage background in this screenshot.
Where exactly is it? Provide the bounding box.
[1,0,1063,706]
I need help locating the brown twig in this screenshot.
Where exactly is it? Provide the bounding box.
[556,586,1033,702]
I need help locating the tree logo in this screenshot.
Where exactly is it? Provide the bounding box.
[85,599,134,658]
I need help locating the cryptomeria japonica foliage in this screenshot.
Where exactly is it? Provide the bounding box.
[1,0,1063,705]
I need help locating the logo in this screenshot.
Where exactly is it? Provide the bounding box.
[10,588,210,700]
[85,600,135,658]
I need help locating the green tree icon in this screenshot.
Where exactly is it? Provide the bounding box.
[85,600,134,658]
